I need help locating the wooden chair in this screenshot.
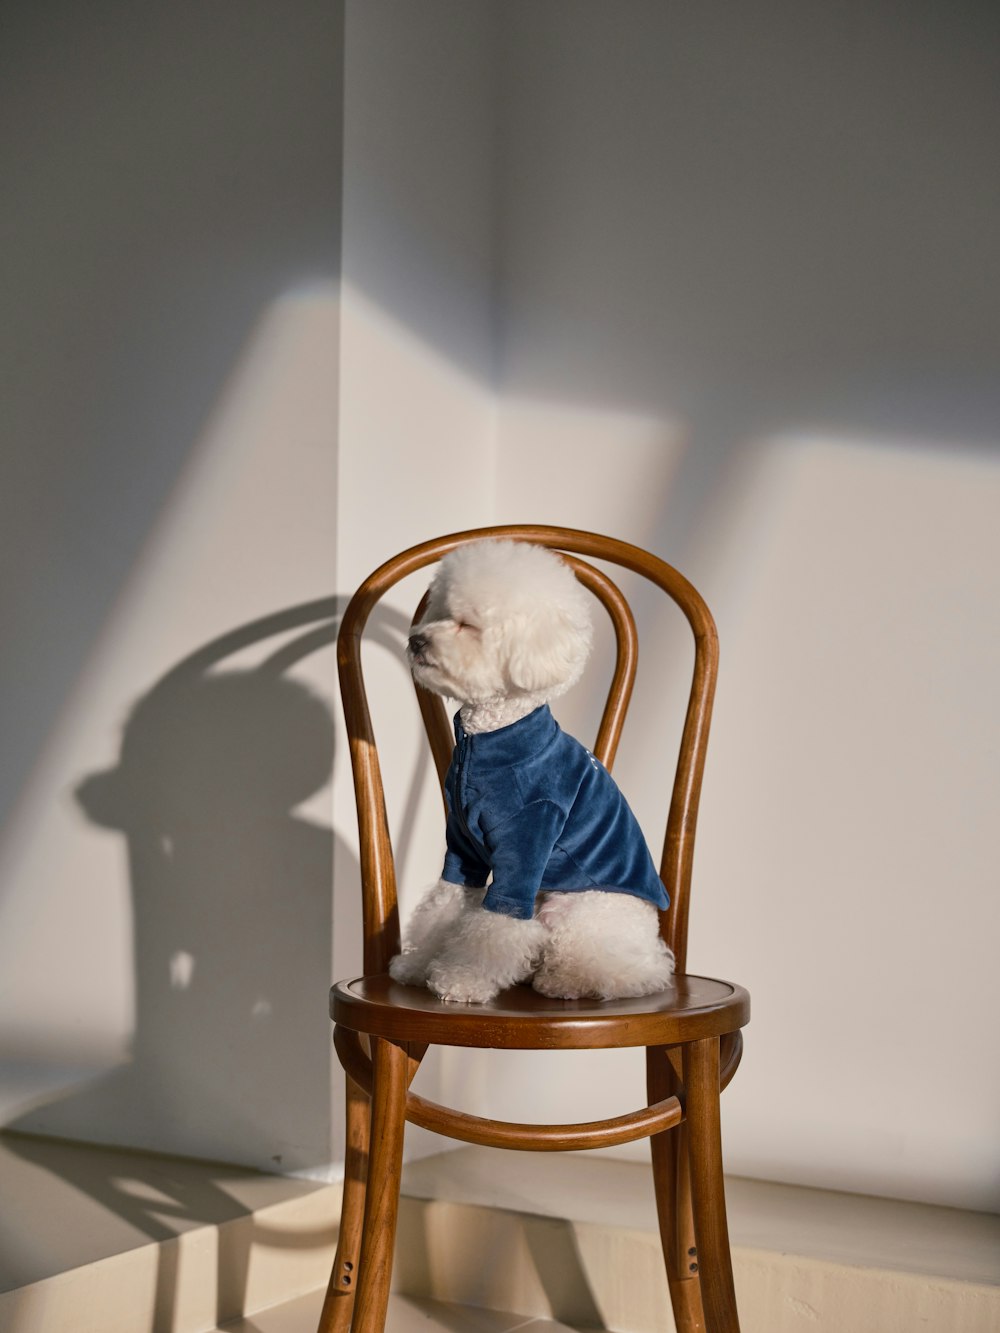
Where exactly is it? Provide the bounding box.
[319,525,750,1333]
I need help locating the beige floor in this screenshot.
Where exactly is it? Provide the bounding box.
[217,1289,589,1332]
[5,1126,997,1297]
[2,1125,998,1333]
[403,1145,1000,1287]
[0,1129,332,1294]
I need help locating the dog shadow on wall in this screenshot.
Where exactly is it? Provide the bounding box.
[9,599,348,1171]
[4,596,430,1323]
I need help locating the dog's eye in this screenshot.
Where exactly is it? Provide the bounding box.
[455,621,480,634]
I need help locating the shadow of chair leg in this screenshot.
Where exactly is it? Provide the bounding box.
[522,1213,608,1331]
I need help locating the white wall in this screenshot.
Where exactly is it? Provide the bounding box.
[0,2,344,1175]
[0,0,503,1178]
[473,2,1000,1211]
[325,0,1000,1212]
[3,0,998,1213]
[334,0,501,1160]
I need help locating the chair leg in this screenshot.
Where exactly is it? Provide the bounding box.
[647,1047,707,1333]
[683,1038,741,1333]
[348,1037,410,1333]
[317,1072,370,1333]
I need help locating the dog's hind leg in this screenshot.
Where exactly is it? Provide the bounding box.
[533,890,674,1000]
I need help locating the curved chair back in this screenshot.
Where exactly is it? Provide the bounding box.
[337,525,719,976]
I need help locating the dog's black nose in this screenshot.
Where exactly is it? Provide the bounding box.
[408,632,428,655]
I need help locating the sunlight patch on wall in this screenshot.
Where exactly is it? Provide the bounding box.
[0,282,339,1072]
[333,281,497,940]
[168,951,196,991]
[688,431,1000,1209]
[335,281,497,586]
[436,396,688,1139]
[495,396,686,540]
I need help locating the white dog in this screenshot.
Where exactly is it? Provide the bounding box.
[389,539,675,1004]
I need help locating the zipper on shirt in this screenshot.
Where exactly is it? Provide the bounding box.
[454,732,479,848]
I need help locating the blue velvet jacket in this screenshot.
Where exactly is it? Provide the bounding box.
[441,705,668,920]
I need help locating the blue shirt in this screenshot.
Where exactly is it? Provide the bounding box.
[442,705,669,921]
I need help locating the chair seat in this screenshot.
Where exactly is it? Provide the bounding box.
[331,973,750,1050]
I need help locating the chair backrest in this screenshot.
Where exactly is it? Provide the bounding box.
[337,525,718,977]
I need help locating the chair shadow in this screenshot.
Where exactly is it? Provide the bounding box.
[398,1195,608,1332]
[521,1214,608,1330]
[2,1129,342,1332]
[2,594,424,1328]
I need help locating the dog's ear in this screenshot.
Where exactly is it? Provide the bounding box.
[506,610,591,695]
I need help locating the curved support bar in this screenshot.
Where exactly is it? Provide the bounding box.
[720,1029,744,1092]
[335,1026,425,1091]
[336,1024,683,1151]
[334,1025,374,1092]
[405,1090,683,1151]
[339,1022,744,1108]
[335,1022,740,1153]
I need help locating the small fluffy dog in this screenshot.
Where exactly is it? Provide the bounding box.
[389,539,675,1004]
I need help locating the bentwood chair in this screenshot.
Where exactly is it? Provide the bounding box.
[319,526,750,1333]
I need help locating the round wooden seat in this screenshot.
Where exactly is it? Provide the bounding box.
[332,973,749,1050]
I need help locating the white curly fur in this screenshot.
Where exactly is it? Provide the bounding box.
[427,909,548,1004]
[534,891,674,999]
[391,538,674,1004]
[408,539,593,733]
[388,881,484,987]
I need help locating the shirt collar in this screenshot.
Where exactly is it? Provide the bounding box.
[453,704,558,766]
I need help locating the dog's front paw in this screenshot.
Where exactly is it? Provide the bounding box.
[423,906,548,1004]
[429,980,499,1004]
[426,962,500,1004]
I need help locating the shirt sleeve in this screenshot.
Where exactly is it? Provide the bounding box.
[481,800,565,919]
[442,813,490,887]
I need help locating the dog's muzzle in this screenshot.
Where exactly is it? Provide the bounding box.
[408,631,430,664]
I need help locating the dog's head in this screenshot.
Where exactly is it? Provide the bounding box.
[407,540,593,705]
